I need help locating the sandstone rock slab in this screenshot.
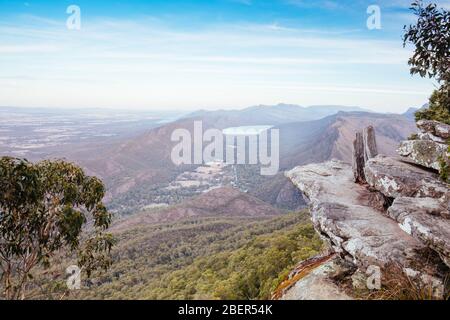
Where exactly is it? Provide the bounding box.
[364,156,449,199]
[286,161,441,272]
[280,255,353,300]
[418,132,447,144]
[417,120,450,140]
[398,140,448,171]
[388,197,450,267]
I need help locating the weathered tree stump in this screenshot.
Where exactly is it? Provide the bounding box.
[352,126,378,183]
[352,132,365,183]
[363,126,378,162]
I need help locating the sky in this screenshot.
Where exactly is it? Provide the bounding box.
[0,0,449,113]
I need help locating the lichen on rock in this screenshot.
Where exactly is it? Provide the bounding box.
[398,140,448,171]
[364,156,448,199]
[417,120,450,140]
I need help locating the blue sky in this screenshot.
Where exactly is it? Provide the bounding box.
[0,0,449,112]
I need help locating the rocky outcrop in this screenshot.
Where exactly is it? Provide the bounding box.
[364,122,450,271]
[278,254,353,300]
[286,161,444,273]
[398,140,448,171]
[417,120,450,140]
[418,132,447,144]
[398,120,450,173]
[364,156,448,198]
[388,197,450,267]
[284,123,449,300]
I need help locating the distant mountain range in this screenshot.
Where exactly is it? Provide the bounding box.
[402,103,428,121]
[0,104,419,213]
[53,107,417,212]
[277,111,417,169]
[185,103,370,125]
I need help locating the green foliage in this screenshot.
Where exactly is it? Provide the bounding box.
[403,1,450,83]
[0,157,114,299]
[403,1,450,124]
[141,215,323,300]
[415,89,450,124]
[46,211,322,300]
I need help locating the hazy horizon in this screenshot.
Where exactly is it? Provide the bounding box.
[1,0,448,113]
[0,102,421,114]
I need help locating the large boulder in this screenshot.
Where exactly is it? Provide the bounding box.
[364,156,449,199]
[418,132,447,144]
[417,120,450,140]
[388,197,450,268]
[398,140,448,171]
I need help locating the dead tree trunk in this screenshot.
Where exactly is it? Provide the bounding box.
[363,126,378,162]
[352,132,366,183]
[352,126,378,183]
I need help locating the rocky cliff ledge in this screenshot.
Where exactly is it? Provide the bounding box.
[281,122,449,300]
[398,120,450,172]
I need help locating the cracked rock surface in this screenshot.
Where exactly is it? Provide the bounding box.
[286,160,442,274]
[398,140,448,171]
[364,156,448,198]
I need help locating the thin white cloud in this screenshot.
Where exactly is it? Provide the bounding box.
[0,15,433,112]
[0,44,62,53]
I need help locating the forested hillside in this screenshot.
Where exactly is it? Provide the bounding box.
[32,210,323,300]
